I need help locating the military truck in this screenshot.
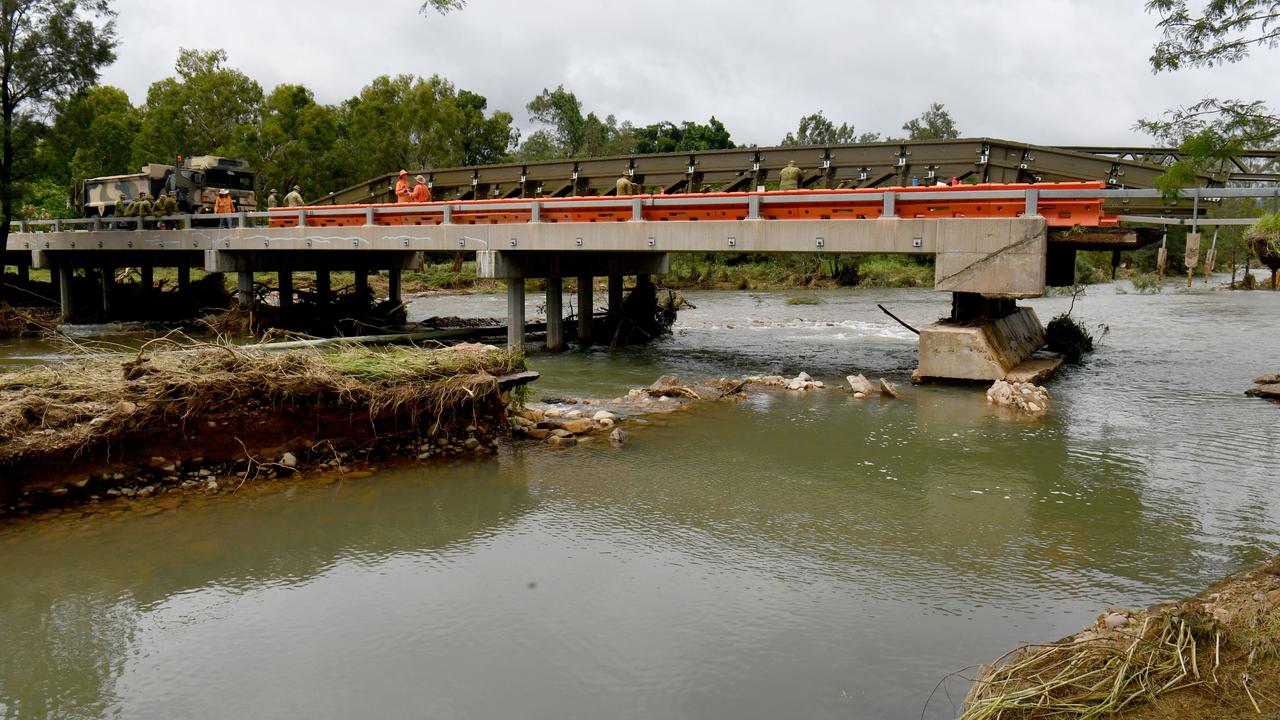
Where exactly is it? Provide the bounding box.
[81,156,258,217]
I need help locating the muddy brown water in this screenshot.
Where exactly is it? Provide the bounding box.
[1,276,1278,719]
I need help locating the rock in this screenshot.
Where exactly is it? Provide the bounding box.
[71,478,90,489]
[161,463,176,473]
[121,487,137,498]
[464,438,480,450]
[417,452,432,461]
[596,418,615,429]
[797,371,812,382]
[1254,373,1280,385]
[137,486,154,498]
[544,408,562,419]
[1102,612,1128,629]
[557,419,595,435]
[879,378,901,398]
[112,472,125,481]
[437,437,450,447]
[105,488,121,496]
[786,379,805,391]
[549,428,573,439]
[520,408,544,423]
[280,452,298,468]
[986,380,1050,415]
[465,425,477,434]
[609,428,630,447]
[50,487,69,497]
[853,392,866,399]
[847,374,878,395]
[565,409,583,419]
[149,456,167,468]
[547,435,577,448]
[205,480,219,492]
[526,429,550,440]
[592,410,616,422]
[1246,383,1280,400]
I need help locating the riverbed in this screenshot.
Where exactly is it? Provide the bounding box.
[2,279,1278,719]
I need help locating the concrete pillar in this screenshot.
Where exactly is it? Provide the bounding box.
[237,270,253,308]
[608,274,623,318]
[577,275,593,344]
[315,270,331,302]
[140,266,153,294]
[177,266,190,292]
[58,266,73,319]
[354,268,368,299]
[278,271,293,310]
[16,264,28,283]
[545,276,563,351]
[101,267,113,317]
[507,279,526,351]
[636,273,652,291]
[388,268,402,306]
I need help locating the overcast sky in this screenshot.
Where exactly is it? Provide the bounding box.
[98,0,1279,148]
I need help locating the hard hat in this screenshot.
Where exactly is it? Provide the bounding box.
[219,189,230,195]
[415,175,426,183]
[399,169,409,176]
[292,185,300,191]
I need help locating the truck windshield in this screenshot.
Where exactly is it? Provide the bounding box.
[204,170,255,191]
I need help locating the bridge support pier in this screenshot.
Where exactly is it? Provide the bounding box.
[101,266,113,318]
[237,270,253,309]
[607,274,623,321]
[58,265,73,320]
[278,271,293,310]
[140,266,153,295]
[354,268,368,299]
[915,294,1055,384]
[507,279,525,351]
[15,263,27,282]
[315,270,331,302]
[177,266,190,293]
[545,276,564,351]
[388,268,402,306]
[577,276,593,345]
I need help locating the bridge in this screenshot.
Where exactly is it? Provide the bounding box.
[5,143,1278,383]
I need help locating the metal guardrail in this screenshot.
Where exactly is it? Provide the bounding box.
[13,186,1280,236]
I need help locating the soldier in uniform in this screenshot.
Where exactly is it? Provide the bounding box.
[616,173,637,196]
[133,193,154,229]
[266,189,280,209]
[779,160,804,191]
[114,194,129,228]
[284,185,305,207]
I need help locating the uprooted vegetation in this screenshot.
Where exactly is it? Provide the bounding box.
[0,340,526,502]
[959,554,1280,719]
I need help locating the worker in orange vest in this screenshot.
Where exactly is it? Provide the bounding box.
[412,174,431,203]
[395,170,413,203]
[214,189,236,228]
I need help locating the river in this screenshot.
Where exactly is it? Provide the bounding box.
[1,279,1278,719]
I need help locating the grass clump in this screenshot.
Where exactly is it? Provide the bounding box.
[785,296,822,306]
[1045,314,1096,363]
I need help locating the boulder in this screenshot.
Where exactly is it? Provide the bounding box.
[847,374,878,395]
[548,435,577,448]
[879,378,901,398]
[1253,373,1280,385]
[280,452,298,468]
[592,410,617,422]
[1246,383,1280,400]
[986,379,1050,415]
[609,428,630,447]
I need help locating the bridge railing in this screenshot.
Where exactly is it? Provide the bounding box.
[11,186,1280,235]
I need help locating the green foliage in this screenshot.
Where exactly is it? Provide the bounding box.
[1045,313,1095,363]
[663,253,932,290]
[419,0,464,14]
[517,86,633,159]
[1129,272,1167,293]
[785,296,822,305]
[0,0,117,230]
[241,84,347,200]
[1146,0,1280,70]
[634,117,734,154]
[780,111,880,146]
[1247,212,1280,256]
[901,102,960,141]
[132,49,264,164]
[41,85,139,189]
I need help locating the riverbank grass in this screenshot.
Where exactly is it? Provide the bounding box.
[0,342,525,467]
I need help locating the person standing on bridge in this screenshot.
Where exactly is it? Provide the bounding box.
[214,189,236,229]
[779,161,804,191]
[113,194,128,227]
[616,173,637,196]
[395,170,413,203]
[412,174,431,203]
[284,185,305,207]
[266,189,280,209]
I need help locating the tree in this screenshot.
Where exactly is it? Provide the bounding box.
[132,48,264,165]
[237,84,348,199]
[900,102,960,141]
[780,111,879,146]
[634,117,734,154]
[0,0,116,237]
[516,86,634,159]
[1140,1,1280,192]
[42,85,139,189]
[419,0,464,14]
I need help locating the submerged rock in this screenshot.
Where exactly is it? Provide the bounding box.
[846,374,878,396]
[986,380,1049,415]
[609,428,630,447]
[879,378,901,399]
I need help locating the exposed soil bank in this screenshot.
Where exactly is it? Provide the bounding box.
[961,554,1280,719]
[0,342,529,519]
